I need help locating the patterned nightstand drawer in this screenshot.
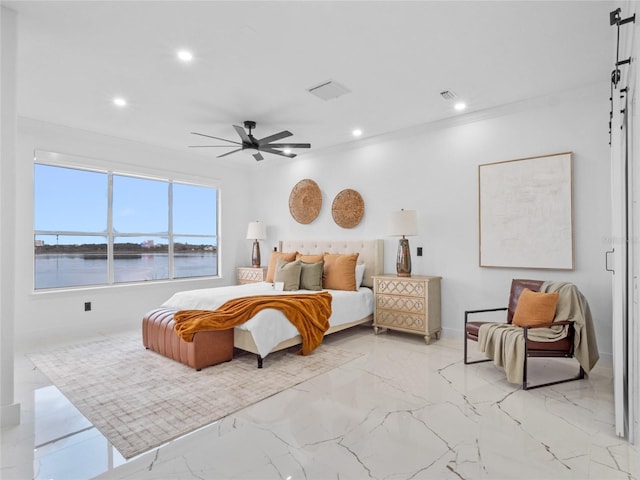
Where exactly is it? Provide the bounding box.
[375,278,425,297]
[375,309,426,332]
[376,294,425,315]
[236,267,267,284]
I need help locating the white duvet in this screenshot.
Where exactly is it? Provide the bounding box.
[161,282,374,358]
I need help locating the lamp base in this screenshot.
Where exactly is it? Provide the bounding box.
[396,237,412,277]
[251,240,261,268]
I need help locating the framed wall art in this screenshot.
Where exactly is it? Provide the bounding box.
[478,152,574,270]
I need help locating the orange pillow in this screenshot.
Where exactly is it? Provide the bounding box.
[322,253,359,291]
[266,251,297,282]
[296,253,324,264]
[512,288,559,327]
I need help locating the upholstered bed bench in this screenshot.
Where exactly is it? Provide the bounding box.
[142,307,234,370]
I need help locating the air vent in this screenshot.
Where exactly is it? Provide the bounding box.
[308,80,351,101]
[440,90,457,100]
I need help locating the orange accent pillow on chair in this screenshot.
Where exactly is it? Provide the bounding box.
[512,288,559,327]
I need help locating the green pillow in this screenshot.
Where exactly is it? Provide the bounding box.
[274,259,302,291]
[299,260,324,291]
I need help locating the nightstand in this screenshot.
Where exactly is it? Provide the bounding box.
[236,266,268,285]
[372,274,442,344]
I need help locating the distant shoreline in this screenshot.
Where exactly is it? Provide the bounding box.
[83,253,142,260]
[35,243,217,255]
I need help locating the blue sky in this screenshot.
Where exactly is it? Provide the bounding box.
[34,164,217,245]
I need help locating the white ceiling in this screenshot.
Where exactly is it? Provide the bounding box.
[4,1,614,164]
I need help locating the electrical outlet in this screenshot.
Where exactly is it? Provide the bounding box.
[417,247,423,257]
[84,302,91,312]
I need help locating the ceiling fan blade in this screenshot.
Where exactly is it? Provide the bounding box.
[264,143,311,149]
[233,125,252,144]
[216,148,243,158]
[190,132,241,145]
[260,147,297,158]
[257,131,292,145]
[253,153,264,161]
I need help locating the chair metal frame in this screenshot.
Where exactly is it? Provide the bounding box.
[522,321,585,390]
[463,307,506,365]
[464,307,585,390]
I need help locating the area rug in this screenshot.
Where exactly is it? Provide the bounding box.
[27,332,362,459]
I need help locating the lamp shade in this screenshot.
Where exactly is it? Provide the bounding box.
[387,210,417,236]
[246,221,266,240]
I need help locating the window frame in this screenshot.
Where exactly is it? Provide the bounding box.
[33,151,221,291]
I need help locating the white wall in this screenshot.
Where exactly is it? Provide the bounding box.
[1,5,21,427]
[14,118,252,348]
[248,86,614,361]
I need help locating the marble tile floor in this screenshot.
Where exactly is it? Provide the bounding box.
[2,326,639,480]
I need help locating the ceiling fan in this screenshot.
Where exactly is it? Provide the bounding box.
[189,120,311,161]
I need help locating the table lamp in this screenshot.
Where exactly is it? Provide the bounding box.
[246,221,267,268]
[387,209,417,277]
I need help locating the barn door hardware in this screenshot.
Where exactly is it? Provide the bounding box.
[609,8,635,145]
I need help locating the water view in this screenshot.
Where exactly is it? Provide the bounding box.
[35,253,218,289]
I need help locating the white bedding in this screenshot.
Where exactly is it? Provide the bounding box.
[161,283,374,358]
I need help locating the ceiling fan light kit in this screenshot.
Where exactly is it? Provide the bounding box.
[189,120,311,161]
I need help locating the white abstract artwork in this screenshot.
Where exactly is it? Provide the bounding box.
[479,152,573,269]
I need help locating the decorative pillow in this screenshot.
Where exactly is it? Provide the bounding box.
[296,253,324,264]
[512,288,560,327]
[274,259,302,291]
[266,251,297,283]
[355,263,366,289]
[322,253,359,291]
[299,261,324,291]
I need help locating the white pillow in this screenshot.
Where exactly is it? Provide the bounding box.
[355,263,366,289]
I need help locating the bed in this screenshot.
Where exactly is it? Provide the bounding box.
[143,239,383,368]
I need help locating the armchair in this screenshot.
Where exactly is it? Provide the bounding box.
[464,279,591,390]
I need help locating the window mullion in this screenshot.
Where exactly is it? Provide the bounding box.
[168,182,174,279]
[107,173,114,284]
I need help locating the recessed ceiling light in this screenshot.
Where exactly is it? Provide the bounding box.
[352,128,363,137]
[177,49,193,62]
[454,102,467,111]
[283,148,292,155]
[113,97,127,107]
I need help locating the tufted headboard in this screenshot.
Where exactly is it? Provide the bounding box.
[278,239,384,288]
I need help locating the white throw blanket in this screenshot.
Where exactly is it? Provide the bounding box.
[477,281,599,384]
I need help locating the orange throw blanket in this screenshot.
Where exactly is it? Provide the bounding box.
[173,291,333,355]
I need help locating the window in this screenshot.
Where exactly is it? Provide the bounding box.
[34,162,218,290]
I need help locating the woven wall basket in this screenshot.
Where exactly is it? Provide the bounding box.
[289,178,322,224]
[331,188,364,228]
